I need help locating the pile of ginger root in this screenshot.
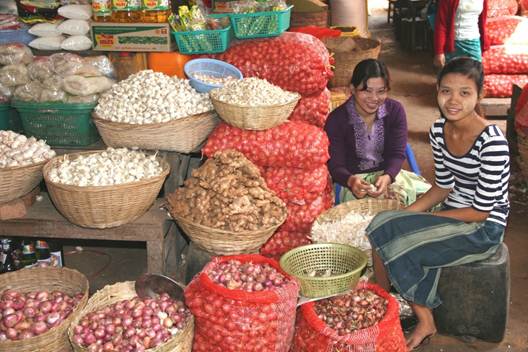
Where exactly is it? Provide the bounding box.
[166,149,286,232]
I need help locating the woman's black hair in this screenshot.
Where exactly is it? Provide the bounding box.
[437,57,484,93]
[350,58,391,91]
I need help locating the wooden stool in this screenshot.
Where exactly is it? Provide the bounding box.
[433,243,510,342]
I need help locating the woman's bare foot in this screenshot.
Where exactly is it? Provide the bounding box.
[406,321,436,350]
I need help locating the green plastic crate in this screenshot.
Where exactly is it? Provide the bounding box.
[173,25,231,55]
[0,103,23,133]
[229,6,292,39]
[11,100,100,147]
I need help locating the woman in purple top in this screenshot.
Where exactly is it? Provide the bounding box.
[325,59,430,205]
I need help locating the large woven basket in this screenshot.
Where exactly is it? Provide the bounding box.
[68,281,194,352]
[517,129,528,178]
[93,111,219,153]
[43,151,170,229]
[0,267,89,352]
[279,243,368,298]
[315,198,401,225]
[324,37,382,88]
[210,94,300,130]
[0,160,46,204]
[170,211,287,255]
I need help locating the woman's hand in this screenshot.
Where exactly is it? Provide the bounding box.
[347,175,371,198]
[434,54,445,68]
[368,174,391,198]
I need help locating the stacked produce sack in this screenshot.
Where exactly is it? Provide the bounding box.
[28,4,93,52]
[483,7,528,97]
[208,32,335,259]
[0,44,114,104]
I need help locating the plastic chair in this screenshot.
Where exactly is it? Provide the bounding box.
[334,143,420,205]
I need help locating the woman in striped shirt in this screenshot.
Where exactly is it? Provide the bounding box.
[366,57,510,350]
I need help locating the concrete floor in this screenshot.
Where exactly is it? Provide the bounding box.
[64,5,528,352]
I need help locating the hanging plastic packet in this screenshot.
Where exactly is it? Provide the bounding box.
[15,0,61,23]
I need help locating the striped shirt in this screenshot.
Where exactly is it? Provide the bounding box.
[430,118,510,226]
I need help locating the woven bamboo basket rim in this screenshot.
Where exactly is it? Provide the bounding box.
[42,150,171,192]
[209,94,301,109]
[0,159,47,172]
[315,198,401,225]
[92,110,216,128]
[68,281,194,352]
[0,267,89,352]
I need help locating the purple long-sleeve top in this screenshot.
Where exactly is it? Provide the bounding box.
[324,97,408,187]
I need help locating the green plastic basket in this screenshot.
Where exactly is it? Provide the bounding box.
[0,103,23,133]
[11,100,100,147]
[173,26,231,55]
[279,243,368,298]
[229,6,292,39]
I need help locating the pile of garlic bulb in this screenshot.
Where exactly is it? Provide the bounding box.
[94,70,213,124]
[210,77,299,107]
[47,148,163,187]
[0,130,56,168]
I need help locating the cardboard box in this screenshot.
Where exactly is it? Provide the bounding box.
[91,22,173,52]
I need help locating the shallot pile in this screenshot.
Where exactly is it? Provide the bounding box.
[71,294,191,352]
[0,130,55,168]
[314,289,387,335]
[0,289,84,341]
[208,260,288,292]
[167,149,286,232]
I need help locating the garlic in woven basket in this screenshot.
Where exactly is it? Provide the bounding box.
[0,130,56,168]
[94,70,213,124]
[47,148,163,187]
[210,77,299,107]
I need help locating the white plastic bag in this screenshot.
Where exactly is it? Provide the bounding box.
[58,5,92,20]
[0,64,30,87]
[63,75,115,96]
[58,19,90,36]
[0,44,33,65]
[29,36,65,51]
[29,22,62,37]
[61,36,92,51]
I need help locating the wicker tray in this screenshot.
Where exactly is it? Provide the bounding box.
[93,111,219,153]
[315,198,401,225]
[43,151,170,229]
[279,243,368,298]
[68,281,193,352]
[210,95,300,131]
[0,160,46,204]
[170,211,287,255]
[324,37,381,88]
[0,267,89,352]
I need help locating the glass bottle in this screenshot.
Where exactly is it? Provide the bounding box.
[20,240,37,268]
[0,238,16,273]
[93,0,113,22]
[141,0,171,23]
[112,0,142,22]
[35,240,51,266]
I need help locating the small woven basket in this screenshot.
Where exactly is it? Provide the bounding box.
[315,198,401,224]
[210,95,300,130]
[43,151,170,229]
[324,37,382,88]
[279,243,368,298]
[93,111,219,153]
[170,211,287,255]
[517,129,528,179]
[0,160,46,204]
[68,281,194,352]
[290,10,329,28]
[0,267,89,352]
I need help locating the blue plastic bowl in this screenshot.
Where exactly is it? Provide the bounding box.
[184,58,243,93]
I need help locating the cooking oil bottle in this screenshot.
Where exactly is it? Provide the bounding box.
[112,0,141,22]
[92,0,112,22]
[141,0,171,23]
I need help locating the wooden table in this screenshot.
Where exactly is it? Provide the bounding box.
[0,193,182,276]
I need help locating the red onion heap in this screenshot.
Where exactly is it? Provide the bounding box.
[71,294,191,352]
[0,289,84,341]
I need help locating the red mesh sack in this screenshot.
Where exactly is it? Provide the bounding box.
[213,32,333,95]
[482,45,528,74]
[515,84,528,134]
[289,88,331,128]
[521,0,528,16]
[291,282,406,352]
[487,0,518,17]
[262,165,329,203]
[484,74,528,98]
[204,121,330,169]
[486,16,528,46]
[281,183,334,232]
[260,229,312,260]
[184,254,300,352]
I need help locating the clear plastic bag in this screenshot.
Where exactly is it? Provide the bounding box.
[82,56,115,78]
[65,93,99,103]
[42,75,64,90]
[27,56,54,82]
[14,81,43,102]
[0,43,33,65]
[40,88,66,102]
[0,64,30,87]
[49,52,84,76]
[62,75,115,96]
